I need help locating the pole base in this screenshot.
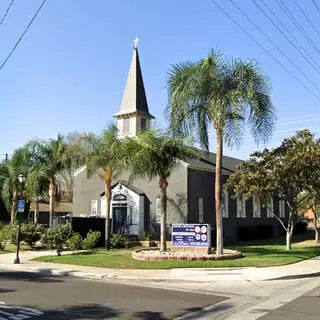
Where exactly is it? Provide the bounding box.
[13,257,20,264]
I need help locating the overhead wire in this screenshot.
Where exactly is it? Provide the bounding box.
[276,0,320,58]
[253,0,320,75]
[210,0,320,102]
[292,0,320,40]
[229,0,320,94]
[0,0,14,27]
[0,0,47,71]
[312,0,320,14]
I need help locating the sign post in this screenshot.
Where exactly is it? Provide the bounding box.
[14,200,25,264]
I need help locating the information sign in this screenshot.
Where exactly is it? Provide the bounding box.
[17,200,25,213]
[172,224,211,248]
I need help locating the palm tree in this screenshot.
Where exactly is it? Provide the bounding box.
[167,49,274,255]
[27,134,69,227]
[2,148,32,223]
[81,123,122,250]
[119,129,197,251]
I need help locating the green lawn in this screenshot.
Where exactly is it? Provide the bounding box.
[33,243,320,269]
[0,243,31,254]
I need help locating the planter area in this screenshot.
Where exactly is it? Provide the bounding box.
[132,248,242,261]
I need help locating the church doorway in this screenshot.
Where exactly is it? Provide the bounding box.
[112,205,128,234]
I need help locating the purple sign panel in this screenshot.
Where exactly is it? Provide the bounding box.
[172,224,211,248]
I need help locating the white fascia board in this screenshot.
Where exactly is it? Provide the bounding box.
[73,165,87,177]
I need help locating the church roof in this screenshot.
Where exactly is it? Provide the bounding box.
[114,47,154,119]
[187,150,243,175]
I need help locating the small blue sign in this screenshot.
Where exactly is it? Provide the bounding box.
[17,200,25,213]
[172,224,211,248]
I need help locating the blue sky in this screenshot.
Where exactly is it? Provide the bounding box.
[1,0,320,160]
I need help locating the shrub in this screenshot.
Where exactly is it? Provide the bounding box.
[41,224,73,255]
[110,234,128,249]
[41,228,56,249]
[22,224,43,248]
[67,233,83,251]
[82,230,101,252]
[142,232,152,241]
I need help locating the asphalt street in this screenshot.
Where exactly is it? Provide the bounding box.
[258,284,320,320]
[0,270,225,319]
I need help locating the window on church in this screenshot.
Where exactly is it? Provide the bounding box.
[141,118,147,131]
[237,195,246,218]
[253,196,261,218]
[123,117,130,134]
[91,200,98,216]
[198,197,203,223]
[221,191,229,218]
[267,198,274,218]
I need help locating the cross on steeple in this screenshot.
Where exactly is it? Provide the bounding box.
[133,36,139,49]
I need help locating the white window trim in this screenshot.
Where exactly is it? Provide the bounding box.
[198,197,204,223]
[91,200,98,216]
[221,191,229,218]
[253,196,261,218]
[279,200,285,218]
[237,195,246,218]
[267,198,274,218]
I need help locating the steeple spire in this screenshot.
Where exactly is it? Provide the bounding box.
[114,39,154,120]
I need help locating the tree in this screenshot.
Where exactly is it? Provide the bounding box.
[167,49,274,254]
[298,191,320,244]
[226,130,317,250]
[296,133,320,244]
[1,148,31,223]
[119,129,197,251]
[27,134,70,227]
[80,123,122,250]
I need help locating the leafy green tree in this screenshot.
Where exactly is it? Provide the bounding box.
[80,124,122,250]
[227,130,316,250]
[167,49,274,255]
[119,129,197,251]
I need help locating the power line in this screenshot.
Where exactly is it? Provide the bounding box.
[292,0,320,40]
[210,0,320,102]
[254,0,320,75]
[312,0,320,13]
[276,0,320,58]
[0,0,47,71]
[0,0,14,27]
[230,0,320,94]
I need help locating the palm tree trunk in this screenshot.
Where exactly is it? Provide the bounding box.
[105,168,112,250]
[11,186,18,224]
[160,178,168,252]
[34,199,39,224]
[49,178,55,227]
[215,130,223,255]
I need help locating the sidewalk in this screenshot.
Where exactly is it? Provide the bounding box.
[1,250,319,283]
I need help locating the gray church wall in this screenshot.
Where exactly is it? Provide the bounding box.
[73,167,104,216]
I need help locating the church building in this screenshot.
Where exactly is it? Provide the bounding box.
[72,41,288,243]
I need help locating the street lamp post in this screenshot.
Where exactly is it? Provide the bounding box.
[14,173,25,264]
